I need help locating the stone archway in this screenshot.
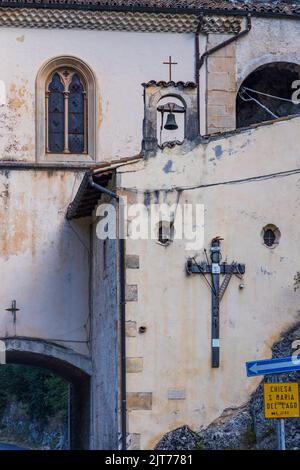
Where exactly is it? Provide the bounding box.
[1,337,92,450]
[236,62,300,128]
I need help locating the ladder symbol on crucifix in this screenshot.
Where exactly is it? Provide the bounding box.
[186,237,245,368]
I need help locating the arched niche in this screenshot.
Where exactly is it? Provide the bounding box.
[157,95,186,147]
[142,81,198,157]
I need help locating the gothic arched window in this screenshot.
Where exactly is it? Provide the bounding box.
[37,56,95,162]
[46,69,87,154]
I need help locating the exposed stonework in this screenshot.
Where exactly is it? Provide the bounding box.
[125,321,137,337]
[155,426,201,450]
[125,255,140,269]
[206,34,236,134]
[127,392,152,410]
[125,284,138,302]
[126,433,141,451]
[126,357,143,373]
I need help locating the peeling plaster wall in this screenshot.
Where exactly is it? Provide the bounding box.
[118,116,300,449]
[236,17,300,87]
[0,27,194,162]
[0,18,299,158]
[205,17,300,134]
[0,169,90,356]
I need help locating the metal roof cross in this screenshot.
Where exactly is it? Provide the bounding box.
[163,56,178,82]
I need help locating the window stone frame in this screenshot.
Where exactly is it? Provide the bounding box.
[36,55,96,163]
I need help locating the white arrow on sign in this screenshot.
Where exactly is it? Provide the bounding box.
[250,358,300,375]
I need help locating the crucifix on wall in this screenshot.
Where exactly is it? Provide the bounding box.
[186,238,246,368]
[163,56,178,81]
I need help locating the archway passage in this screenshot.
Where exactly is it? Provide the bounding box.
[236,62,300,128]
[1,338,91,450]
[0,364,69,449]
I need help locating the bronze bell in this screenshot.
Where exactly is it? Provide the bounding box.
[164,112,178,130]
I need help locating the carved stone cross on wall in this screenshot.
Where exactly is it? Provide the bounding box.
[186,238,246,368]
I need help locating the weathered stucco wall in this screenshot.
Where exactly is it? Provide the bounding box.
[0,27,194,162]
[204,16,300,134]
[0,169,90,356]
[90,212,119,450]
[0,17,299,158]
[236,17,300,87]
[119,116,300,449]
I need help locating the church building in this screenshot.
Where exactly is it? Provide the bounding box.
[0,0,299,450]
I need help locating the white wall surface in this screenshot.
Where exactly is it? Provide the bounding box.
[0,27,195,162]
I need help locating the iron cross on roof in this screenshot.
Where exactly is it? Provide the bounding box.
[163,56,178,82]
[6,300,19,316]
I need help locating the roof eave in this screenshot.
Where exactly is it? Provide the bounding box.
[0,3,299,21]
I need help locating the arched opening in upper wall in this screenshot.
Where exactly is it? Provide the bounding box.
[236,62,300,129]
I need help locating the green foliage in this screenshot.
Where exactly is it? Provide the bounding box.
[242,426,257,448]
[0,364,68,423]
[261,427,275,439]
[194,439,205,450]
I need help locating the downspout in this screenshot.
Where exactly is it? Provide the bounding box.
[198,14,252,70]
[195,13,252,134]
[195,14,204,130]
[88,177,127,451]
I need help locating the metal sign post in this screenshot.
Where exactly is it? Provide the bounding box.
[277,417,286,451]
[273,374,286,451]
[246,356,300,451]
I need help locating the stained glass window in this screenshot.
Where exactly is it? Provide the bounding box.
[48,73,64,153]
[47,69,86,154]
[68,74,85,154]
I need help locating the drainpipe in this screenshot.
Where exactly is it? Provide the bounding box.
[195,14,252,134]
[198,14,252,70]
[88,176,127,451]
[195,14,204,130]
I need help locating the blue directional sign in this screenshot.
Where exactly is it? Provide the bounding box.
[246,356,300,377]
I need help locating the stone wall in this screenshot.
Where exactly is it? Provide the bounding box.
[206,34,236,135]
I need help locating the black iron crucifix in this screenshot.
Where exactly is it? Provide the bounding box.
[186,238,245,368]
[6,300,19,324]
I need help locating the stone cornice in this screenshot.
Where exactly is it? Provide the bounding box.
[0,7,242,33]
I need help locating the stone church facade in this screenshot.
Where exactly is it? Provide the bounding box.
[0,0,300,449]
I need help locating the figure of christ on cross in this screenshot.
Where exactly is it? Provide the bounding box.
[186,238,245,368]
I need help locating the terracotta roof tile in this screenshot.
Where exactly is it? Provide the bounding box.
[0,1,300,18]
